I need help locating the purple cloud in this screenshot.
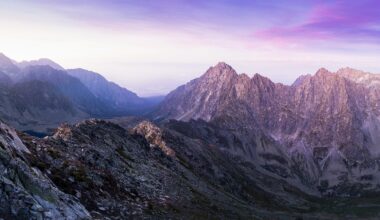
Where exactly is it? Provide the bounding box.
[19,0,311,32]
[10,0,380,50]
[255,0,380,45]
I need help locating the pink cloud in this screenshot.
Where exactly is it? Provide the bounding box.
[254,1,380,46]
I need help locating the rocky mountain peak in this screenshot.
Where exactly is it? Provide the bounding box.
[0,52,11,62]
[336,67,377,83]
[0,52,19,75]
[18,58,65,70]
[292,74,312,86]
[337,67,362,76]
[302,67,350,89]
[153,63,380,198]
[0,52,7,59]
[337,67,366,74]
[214,61,233,70]
[315,67,332,77]
[251,73,275,86]
[202,62,237,80]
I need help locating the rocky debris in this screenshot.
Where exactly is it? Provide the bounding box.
[0,121,90,220]
[0,116,377,218]
[12,118,334,219]
[132,121,175,157]
[21,119,261,219]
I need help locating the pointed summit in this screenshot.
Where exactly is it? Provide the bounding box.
[337,67,361,73]
[0,52,13,64]
[203,62,237,80]
[336,67,367,79]
[251,73,276,87]
[214,62,233,70]
[315,67,330,76]
[208,62,235,74]
[0,52,20,75]
[252,73,271,81]
[292,74,311,86]
[337,67,380,88]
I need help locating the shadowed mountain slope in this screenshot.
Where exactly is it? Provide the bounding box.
[0,53,163,134]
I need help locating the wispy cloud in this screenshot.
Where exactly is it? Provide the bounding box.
[1,0,380,95]
[255,0,380,46]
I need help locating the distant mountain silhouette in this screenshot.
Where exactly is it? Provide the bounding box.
[0,53,163,133]
[67,68,157,115]
[18,58,65,70]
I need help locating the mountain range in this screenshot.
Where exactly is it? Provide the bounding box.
[154,62,380,197]
[2,59,380,219]
[0,53,161,134]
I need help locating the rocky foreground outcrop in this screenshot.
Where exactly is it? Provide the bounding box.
[19,119,305,219]
[0,121,90,219]
[2,117,380,219]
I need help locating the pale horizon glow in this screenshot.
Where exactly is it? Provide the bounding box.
[1,0,380,96]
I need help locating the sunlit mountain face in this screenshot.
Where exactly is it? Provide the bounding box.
[1,1,380,219]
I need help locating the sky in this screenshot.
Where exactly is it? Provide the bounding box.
[0,0,380,96]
